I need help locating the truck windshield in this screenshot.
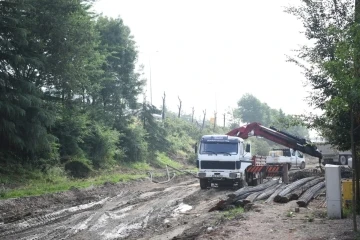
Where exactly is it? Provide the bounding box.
[200,142,238,155]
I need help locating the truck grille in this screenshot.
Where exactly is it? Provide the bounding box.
[200,161,240,170]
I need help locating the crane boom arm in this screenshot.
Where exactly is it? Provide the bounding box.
[226,122,322,160]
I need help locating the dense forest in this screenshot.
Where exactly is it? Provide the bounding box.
[0,0,309,178]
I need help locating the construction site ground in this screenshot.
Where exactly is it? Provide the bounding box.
[0,159,358,240]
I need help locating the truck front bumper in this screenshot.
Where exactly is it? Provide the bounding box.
[197,171,242,180]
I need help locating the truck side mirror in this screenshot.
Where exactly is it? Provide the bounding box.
[245,143,251,153]
[194,143,198,154]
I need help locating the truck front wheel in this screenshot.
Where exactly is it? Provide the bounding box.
[200,179,210,189]
[300,162,305,169]
[236,179,246,189]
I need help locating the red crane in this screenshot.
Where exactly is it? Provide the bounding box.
[226,122,323,165]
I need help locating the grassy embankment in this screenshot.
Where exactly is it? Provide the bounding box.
[0,153,193,200]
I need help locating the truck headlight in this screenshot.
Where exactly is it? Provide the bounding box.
[198,172,206,178]
[229,173,237,179]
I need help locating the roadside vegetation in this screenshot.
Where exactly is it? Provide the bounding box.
[0,0,307,199]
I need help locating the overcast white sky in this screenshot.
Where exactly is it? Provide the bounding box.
[92,0,318,124]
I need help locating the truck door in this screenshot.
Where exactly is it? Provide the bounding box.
[294,151,299,167]
[290,149,297,167]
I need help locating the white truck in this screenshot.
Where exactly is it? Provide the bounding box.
[265,148,306,170]
[195,135,253,189]
[195,123,323,190]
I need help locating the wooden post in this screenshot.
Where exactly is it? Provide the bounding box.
[282,164,289,184]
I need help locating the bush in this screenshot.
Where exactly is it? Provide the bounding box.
[120,118,148,162]
[82,123,122,168]
[164,117,197,158]
[65,160,93,178]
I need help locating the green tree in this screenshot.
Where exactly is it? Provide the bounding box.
[286,0,360,229]
[0,0,57,165]
[236,94,309,138]
[237,94,264,124]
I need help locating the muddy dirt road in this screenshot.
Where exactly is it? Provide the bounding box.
[0,170,357,240]
[0,177,231,240]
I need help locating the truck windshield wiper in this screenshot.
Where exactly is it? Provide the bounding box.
[218,152,232,156]
[203,151,217,155]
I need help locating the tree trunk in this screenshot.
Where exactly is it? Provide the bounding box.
[162,92,166,121]
[191,107,195,123]
[354,0,360,228]
[223,113,226,128]
[256,183,282,201]
[296,181,325,207]
[265,184,287,203]
[243,191,262,205]
[177,96,182,118]
[355,146,359,213]
[356,145,360,213]
[274,177,317,203]
[213,111,217,130]
[201,110,206,131]
[285,177,324,201]
[351,109,357,231]
[228,179,279,199]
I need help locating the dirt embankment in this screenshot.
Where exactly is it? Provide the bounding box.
[0,174,358,240]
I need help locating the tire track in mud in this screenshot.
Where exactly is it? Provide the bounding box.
[0,198,109,239]
[0,179,229,240]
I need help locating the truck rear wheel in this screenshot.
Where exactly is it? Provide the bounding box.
[200,179,209,189]
[300,161,305,169]
[340,156,348,165]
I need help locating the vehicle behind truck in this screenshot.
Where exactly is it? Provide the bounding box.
[315,143,352,166]
[266,148,306,170]
[196,135,252,189]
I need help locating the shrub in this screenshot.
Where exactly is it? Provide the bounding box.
[65,160,93,178]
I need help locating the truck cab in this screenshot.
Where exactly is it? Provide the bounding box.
[266,148,306,170]
[196,135,252,189]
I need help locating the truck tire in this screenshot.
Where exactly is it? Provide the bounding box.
[339,156,347,165]
[288,164,292,170]
[235,179,246,189]
[300,161,305,169]
[200,179,209,189]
